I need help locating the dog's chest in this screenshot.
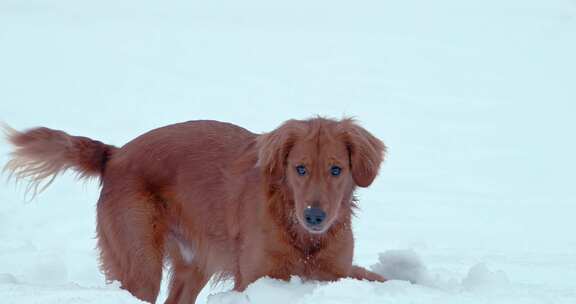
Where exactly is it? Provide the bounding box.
[269,248,326,278]
[296,253,322,274]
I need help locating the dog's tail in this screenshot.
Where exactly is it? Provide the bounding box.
[2,124,117,197]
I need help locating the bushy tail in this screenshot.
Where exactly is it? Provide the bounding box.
[2,124,117,196]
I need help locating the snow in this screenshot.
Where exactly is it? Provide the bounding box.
[208,252,571,304]
[1,0,575,303]
[371,249,427,284]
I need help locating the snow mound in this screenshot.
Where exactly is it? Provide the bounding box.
[208,250,529,304]
[208,277,315,304]
[462,263,510,292]
[370,249,428,284]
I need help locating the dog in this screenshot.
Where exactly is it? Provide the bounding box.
[4,117,387,303]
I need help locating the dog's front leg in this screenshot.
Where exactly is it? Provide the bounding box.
[349,265,386,282]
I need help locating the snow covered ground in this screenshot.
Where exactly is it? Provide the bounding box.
[1,0,575,303]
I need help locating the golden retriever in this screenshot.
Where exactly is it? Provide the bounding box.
[4,117,386,303]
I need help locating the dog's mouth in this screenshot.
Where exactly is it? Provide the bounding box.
[305,225,328,234]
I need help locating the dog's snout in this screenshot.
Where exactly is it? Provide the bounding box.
[304,207,326,227]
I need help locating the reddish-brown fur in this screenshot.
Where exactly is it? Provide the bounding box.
[3,118,387,304]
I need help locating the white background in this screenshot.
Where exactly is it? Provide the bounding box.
[1,0,575,303]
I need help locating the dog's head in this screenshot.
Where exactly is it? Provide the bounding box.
[257,118,386,234]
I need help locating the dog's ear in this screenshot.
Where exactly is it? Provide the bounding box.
[338,119,386,188]
[256,120,306,185]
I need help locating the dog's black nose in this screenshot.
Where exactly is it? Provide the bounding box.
[304,207,326,227]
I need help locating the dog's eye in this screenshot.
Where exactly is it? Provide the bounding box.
[296,165,307,176]
[330,166,342,176]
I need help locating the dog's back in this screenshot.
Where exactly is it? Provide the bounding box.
[104,120,256,195]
